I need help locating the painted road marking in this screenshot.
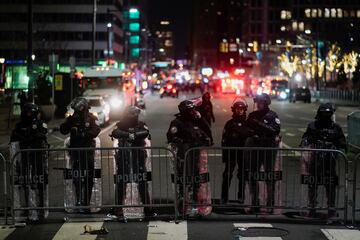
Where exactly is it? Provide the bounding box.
[50,134,65,141]
[99,122,117,136]
[321,229,360,240]
[285,133,296,137]
[233,223,282,239]
[297,128,307,133]
[52,221,104,240]
[285,114,294,118]
[0,227,15,239]
[147,220,187,240]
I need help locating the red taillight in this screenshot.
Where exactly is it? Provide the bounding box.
[172,88,176,93]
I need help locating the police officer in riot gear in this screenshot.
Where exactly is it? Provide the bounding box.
[167,100,213,211]
[111,106,151,215]
[196,92,215,127]
[60,97,101,209]
[246,93,281,211]
[10,103,49,222]
[221,100,251,204]
[301,103,346,218]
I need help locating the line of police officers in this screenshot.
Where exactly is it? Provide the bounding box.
[10,92,345,222]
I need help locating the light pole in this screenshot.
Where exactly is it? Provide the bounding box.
[27,0,34,102]
[92,0,97,66]
[107,22,112,65]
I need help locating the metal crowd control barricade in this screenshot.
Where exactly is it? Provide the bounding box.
[0,153,9,224]
[348,111,360,150]
[9,147,178,223]
[183,146,349,223]
[352,153,360,225]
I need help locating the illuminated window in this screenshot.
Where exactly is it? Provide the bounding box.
[318,9,322,17]
[281,10,291,19]
[129,36,140,44]
[299,22,304,31]
[337,9,343,18]
[280,25,286,31]
[344,10,349,17]
[311,9,317,18]
[281,10,286,19]
[350,10,355,17]
[129,8,140,19]
[130,48,140,57]
[129,23,140,32]
[292,21,298,31]
[325,8,330,18]
[331,8,336,18]
[357,10,360,18]
[164,40,173,47]
[305,9,311,18]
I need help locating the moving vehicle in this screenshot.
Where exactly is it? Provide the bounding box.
[81,66,127,118]
[289,87,311,103]
[221,78,243,94]
[65,95,110,126]
[159,81,179,98]
[151,79,162,92]
[270,80,289,100]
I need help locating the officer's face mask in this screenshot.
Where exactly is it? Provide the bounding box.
[234,108,246,118]
[255,101,265,111]
[185,109,200,120]
[318,111,333,121]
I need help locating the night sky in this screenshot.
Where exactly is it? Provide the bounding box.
[149,0,192,59]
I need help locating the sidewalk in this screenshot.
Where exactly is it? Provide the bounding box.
[0,104,64,153]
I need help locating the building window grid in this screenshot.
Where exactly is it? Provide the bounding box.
[304,8,360,18]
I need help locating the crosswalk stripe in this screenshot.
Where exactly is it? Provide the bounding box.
[321,229,360,240]
[52,221,104,240]
[233,223,282,240]
[0,227,16,239]
[147,220,187,240]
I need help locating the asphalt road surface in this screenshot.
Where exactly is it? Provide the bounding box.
[48,90,354,149]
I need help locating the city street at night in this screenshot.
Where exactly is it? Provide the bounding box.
[1,0,360,239]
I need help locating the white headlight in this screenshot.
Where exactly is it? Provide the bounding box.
[110,98,123,108]
[279,91,287,99]
[65,111,73,118]
[257,88,263,95]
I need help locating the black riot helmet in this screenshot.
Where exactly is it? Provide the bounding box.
[254,93,271,106]
[70,97,89,114]
[21,103,40,122]
[178,100,195,114]
[231,100,247,120]
[231,100,248,112]
[178,100,200,119]
[124,105,141,122]
[316,102,335,121]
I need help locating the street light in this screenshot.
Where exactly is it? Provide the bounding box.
[0,58,4,64]
[305,29,311,35]
[107,22,112,65]
[31,54,35,61]
[295,73,302,82]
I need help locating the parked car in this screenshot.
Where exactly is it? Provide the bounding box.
[289,87,311,103]
[65,95,110,126]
